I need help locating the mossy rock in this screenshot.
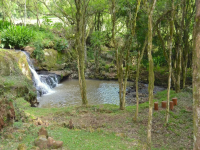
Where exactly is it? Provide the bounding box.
[0,49,31,79]
[39,49,67,71]
[0,49,37,103]
[17,143,27,150]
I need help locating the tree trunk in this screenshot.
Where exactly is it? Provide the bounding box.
[147,0,156,149]
[193,0,200,148]
[75,0,88,106]
[134,36,147,121]
[166,0,174,124]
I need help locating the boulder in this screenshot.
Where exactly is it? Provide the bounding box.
[24,46,35,55]
[47,137,63,149]
[38,127,48,138]
[0,49,37,130]
[34,49,67,71]
[49,70,72,78]
[34,135,48,149]
[0,49,31,79]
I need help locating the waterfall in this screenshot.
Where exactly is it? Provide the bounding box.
[23,51,60,97]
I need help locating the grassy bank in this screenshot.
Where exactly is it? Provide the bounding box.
[0,89,193,150]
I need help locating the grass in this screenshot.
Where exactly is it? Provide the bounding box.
[0,89,193,150]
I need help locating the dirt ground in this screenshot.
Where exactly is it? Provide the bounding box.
[39,90,193,149]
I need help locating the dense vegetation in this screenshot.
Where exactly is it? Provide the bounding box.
[0,0,199,149]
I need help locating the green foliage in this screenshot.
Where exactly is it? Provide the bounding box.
[32,40,44,62]
[105,64,110,72]
[87,50,94,60]
[90,31,106,47]
[0,20,11,31]
[54,38,68,52]
[27,25,69,54]
[42,16,53,26]
[53,22,64,30]
[1,26,34,49]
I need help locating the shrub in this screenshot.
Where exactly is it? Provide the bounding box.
[1,25,34,49]
[32,40,44,62]
[53,22,64,30]
[54,38,68,52]
[105,64,110,72]
[0,20,11,31]
[42,16,53,27]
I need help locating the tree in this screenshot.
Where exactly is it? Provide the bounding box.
[192,0,200,148]
[75,0,89,105]
[39,0,89,105]
[134,35,147,121]
[146,0,156,149]
[166,0,174,124]
[27,0,44,27]
[1,0,14,23]
[111,0,141,110]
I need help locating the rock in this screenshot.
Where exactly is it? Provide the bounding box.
[17,143,27,150]
[0,49,31,79]
[52,140,63,149]
[47,137,63,149]
[34,135,48,149]
[39,49,66,71]
[30,146,40,150]
[68,119,74,129]
[0,118,4,130]
[18,136,23,141]
[24,46,35,55]
[37,119,43,125]
[47,137,54,147]
[49,70,72,78]
[115,133,127,138]
[38,127,48,138]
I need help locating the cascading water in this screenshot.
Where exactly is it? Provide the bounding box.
[23,51,60,97]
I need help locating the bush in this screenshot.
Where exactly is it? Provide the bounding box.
[32,40,44,62]
[105,64,110,72]
[0,20,11,31]
[28,26,68,52]
[1,25,34,49]
[54,38,68,52]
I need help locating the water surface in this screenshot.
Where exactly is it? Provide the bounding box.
[38,79,133,108]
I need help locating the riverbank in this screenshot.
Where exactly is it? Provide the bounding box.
[0,89,193,149]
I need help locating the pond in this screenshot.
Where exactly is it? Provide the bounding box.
[38,79,133,108]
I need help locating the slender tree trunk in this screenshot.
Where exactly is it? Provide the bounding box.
[193,0,200,148]
[166,0,174,124]
[147,0,156,149]
[2,0,4,22]
[75,0,88,105]
[134,36,147,121]
[182,30,189,88]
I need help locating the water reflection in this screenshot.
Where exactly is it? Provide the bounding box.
[38,79,132,108]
